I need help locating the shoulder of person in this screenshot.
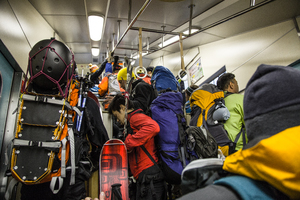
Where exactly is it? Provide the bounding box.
[226,92,243,98]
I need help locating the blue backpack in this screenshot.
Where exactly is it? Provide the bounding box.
[105,62,112,73]
[151,66,180,93]
[151,91,197,184]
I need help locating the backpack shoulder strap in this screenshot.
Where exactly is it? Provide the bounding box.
[234,124,246,147]
[224,91,234,98]
[140,145,161,171]
[127,109,144,120]
[168,106,190,167]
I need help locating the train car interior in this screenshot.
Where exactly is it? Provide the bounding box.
[1,0,300,199]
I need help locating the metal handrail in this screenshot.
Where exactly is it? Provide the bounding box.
[111,0,152,53]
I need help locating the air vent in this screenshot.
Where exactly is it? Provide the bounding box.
[93,58,99,63]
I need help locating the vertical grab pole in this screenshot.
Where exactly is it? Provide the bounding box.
[139,27,143,68]
[179,33,185,70]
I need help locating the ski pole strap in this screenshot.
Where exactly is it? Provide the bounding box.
[50,176,64,194]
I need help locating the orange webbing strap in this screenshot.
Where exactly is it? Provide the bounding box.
[219,146,229,157]
[65,79,77,185]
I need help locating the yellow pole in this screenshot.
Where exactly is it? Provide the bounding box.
[139,27,143,68]
[179,33,185,70]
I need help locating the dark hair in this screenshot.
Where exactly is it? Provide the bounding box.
[217,73,235,90]
[146,66,154,72]
[113,64,122,72]
[108,94,134,114]
[185,84,198,97]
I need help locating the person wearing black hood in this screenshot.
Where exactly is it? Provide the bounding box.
[178,64,300,200]
[146,66,154,77]
[116,67,156,115]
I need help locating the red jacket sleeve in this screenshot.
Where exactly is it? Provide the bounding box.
[124,113,160,152]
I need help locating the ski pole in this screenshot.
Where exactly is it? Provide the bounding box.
[76,77,83,131]
[123,57,133,137]
[77,78,89,132]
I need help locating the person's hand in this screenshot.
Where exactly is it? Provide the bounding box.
[104,95,114,104]
[84,191,105,200]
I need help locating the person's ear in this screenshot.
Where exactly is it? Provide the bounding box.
[229,81,234,89]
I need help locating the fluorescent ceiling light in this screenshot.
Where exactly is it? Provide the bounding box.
[91,48,100,56]
[132,52,148,59]
[158,36,179,48]
[131,60,136,65]
[158,29,199,48]
[88,15,104,41]
[183,29,199,35]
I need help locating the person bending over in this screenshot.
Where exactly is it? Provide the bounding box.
[108,94,166,200]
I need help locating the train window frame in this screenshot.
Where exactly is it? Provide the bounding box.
[0,39,23,197]
[289,59,300,71]
[199,65,226,87]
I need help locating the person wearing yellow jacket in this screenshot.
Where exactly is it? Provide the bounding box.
[179,64,300,200]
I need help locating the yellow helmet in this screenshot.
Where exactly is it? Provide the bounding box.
[117,67,136,81]
[136,68,145,74]
[89,65,99,73]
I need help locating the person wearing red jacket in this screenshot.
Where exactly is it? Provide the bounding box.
[108,94,167,200]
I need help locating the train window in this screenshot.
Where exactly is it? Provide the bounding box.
[289,59,300,71]
[199,65,226,86]
[0,49,14,150]
[0,39,23,159]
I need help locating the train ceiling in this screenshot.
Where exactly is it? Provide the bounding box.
[28,0,300,65]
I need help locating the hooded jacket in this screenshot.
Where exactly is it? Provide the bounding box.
[130,79,156,113]
[223,125,300,199]
[222,64,300,199]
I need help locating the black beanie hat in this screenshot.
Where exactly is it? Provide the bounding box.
[244,64,300,121]
[146,66,154,72]
[185,86,194,96]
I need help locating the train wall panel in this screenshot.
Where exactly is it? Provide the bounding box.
[150,17,300,91]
